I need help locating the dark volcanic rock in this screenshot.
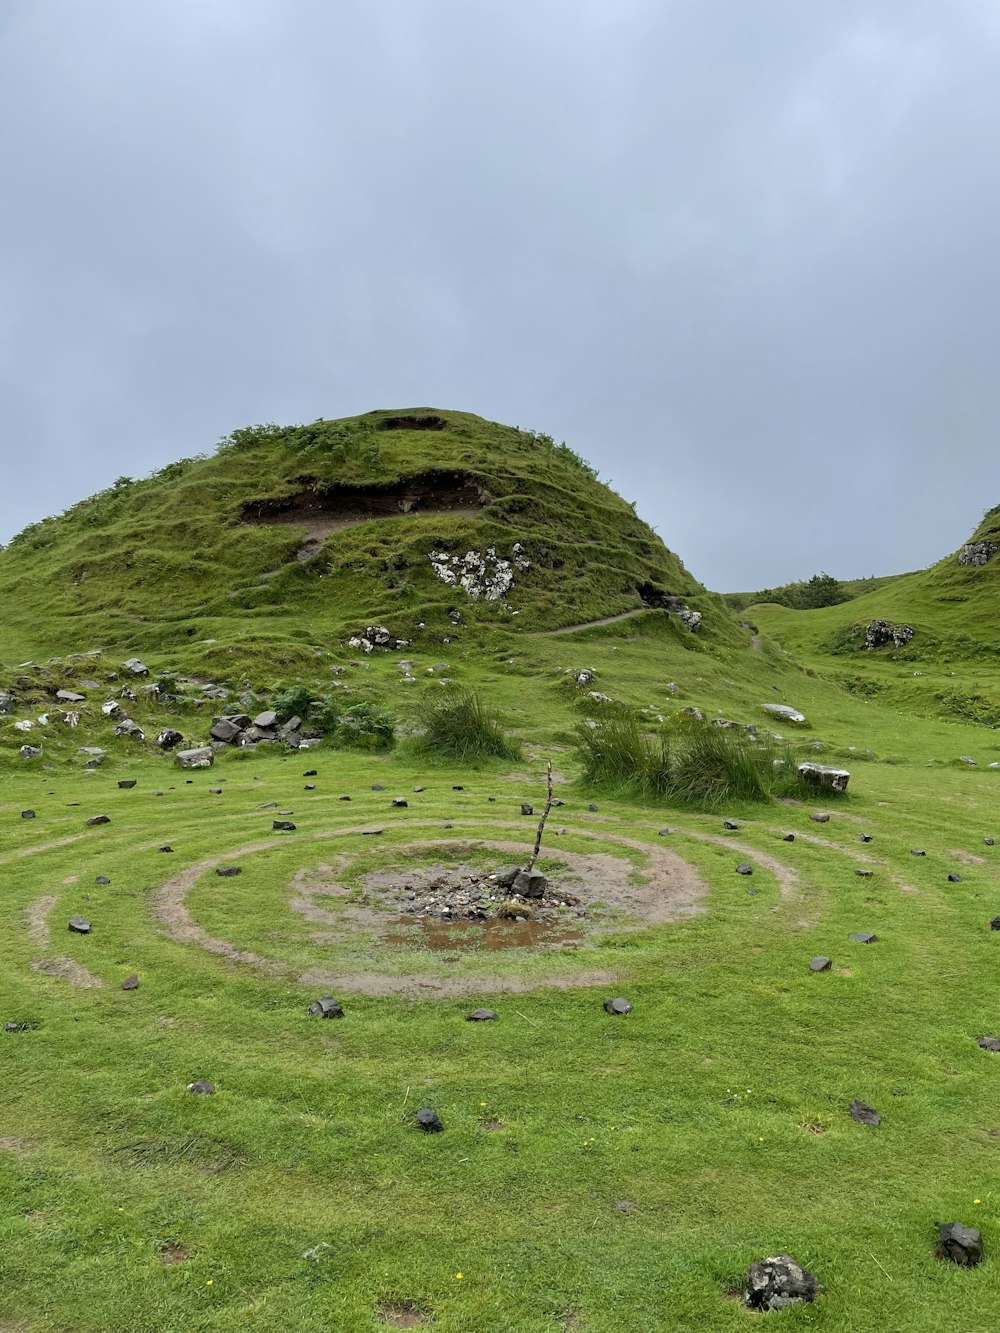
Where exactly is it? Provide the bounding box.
[95,876,111,885]
[513,869,547,898]
[938,1222,983,1267]
[782,833,795,842]
[745,1255,818,1311]
[187,1080,215,1095]
[948,873,963,883]
[307,995,344,1019]
[417,1108,443,1133]
[985,838,995,847]
[604,998,632,1015]
[855,869,873,878]
[118,779,137,789]
[157,728,183,749]
[122,974,139,991]
[859,834,873,843]
[735,862,753,876]
[272,820,296,831]
[159,845,174,853]
[520,803,534,816]
[20,810,35,820]
[466,1008,498,1022]
[391,798,408,808]
[216,867,242,877]
[809,956,832,972]
[849,1099,881,1126]
[253,711,278,729]
[723,820,739,831]
[68,917,92,934]
[991,918,1000,931]
[977,1036,1000,1052]
[86,815,111,826]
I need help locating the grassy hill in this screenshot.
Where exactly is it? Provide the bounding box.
[5,418,1000,1330]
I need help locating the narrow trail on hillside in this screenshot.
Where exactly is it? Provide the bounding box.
[527,608,650,637]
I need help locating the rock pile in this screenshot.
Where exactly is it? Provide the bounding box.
[863,620,914,650]
[377,865,586,927]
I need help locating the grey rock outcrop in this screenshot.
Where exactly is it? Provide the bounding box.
[864,620,914,650]
[745,1255,818,1311]
[959,540,998,567]
[762,703,806,724]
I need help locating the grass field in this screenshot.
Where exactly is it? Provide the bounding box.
[4,701,1000,1331]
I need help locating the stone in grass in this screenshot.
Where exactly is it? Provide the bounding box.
[810,812,831,823]
[849,932,877,943]
[588,803,599,812]
[216,867,242,878]
[938,1223,983,1267]
[187,1080,215,1095]
[159,845,174,853]
[991,918,1000,931]
[745,1255,819,1312]
[948,873,963,883]
[272,820,296,832]
[782,833,795,842]
[452,785,464,791]
[604,998,632,1015]
[303,769,318,777]
[466,1009,498,1022]
[21,810,35,820]
[657,828,671,837]
[122,974,139,991]
[86,815,111,827]
[977,1036,1000,1052]
[417,1108,443,1133]
[723,819,739,830]
[849,1099,881,1126]
[304,783,316,790]
[809,956,832,972]
[391,798,408,808]
[735,863,753,876]
[68,917,91,934]
[339,795,352,802]
[985,838,996,847]
[118,779,137,790]
[95,875,111,885]
[371,783,385,791]
[859,834,873,843]
[521,803,534,816]
[855,869,873,879]
[5,1021,30,1033]
[911,849,927,856]
[413,785,425,793]
[307,995,344,1019]
[513,869,547,899]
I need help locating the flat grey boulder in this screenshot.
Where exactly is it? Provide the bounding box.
[123,657,149,676]
[762,703,806,723]
[797,762,850,793]
[254,710,278,729]
[938,1222,983,1266]
[19,745,41,760]
[175,747,214,769]
[56,689,85,703]
[114,719,145,740]
[210,717,242,743]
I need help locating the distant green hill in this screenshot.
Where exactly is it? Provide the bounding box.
[0,409,726,674]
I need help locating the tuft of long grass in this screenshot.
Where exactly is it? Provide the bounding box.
[413,688,521,762]
[576,714,814,808]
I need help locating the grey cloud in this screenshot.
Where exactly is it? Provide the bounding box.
[2,0,999,588]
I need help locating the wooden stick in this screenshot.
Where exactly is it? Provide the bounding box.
[524,760,554,872]
[515,1009,541,1029]
[870,1254,893,1281]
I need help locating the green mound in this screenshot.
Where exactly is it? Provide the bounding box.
[0,409,712,668]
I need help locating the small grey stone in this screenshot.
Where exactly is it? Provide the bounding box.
[68,917,91,934]
[187,1080,215,1095]
[782,833,795,841]
[977,1036,1000,1052]
[948,873,963,883]
[216,867,241,877]
[735,862,753,876]
[849,932,877,943]
[520,803,534,816]
[417,1107,443,1132]
[910,849,926,856]
[86,815,111,827]
[159,845,174,853]
[855,869,873,878]
[984,837,995,847]
[991,917,1000,931]
[810,812,830,823]
[272,820,296,831]
[588,803,599,812]
[604,997,632,1015]
[118,779,137,789]
[391,798,408,808]
[723,820,739,830]
[809,956,832,972]
[122,974,139,991]
[466,1008,498,1022]
[95,875,111,885]
[371,783,385,791]
[20,810,35,820]
[307,995,344,1019]
[253,711,278,729]
[849,1099,880,1126]
[657,828,671,837]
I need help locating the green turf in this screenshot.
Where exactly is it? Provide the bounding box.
[3,414,1000,1330]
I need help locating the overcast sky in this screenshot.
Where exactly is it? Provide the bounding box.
[2,1,999,589]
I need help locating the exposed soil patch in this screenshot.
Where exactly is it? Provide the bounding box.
[24,894,55,947]
[31,957,104,988]
[376,1301,429,1328]
[529,608,650,637]
[0,1137,32,1158]
[157,1241,190,1266]
[241,470,486,545]
[152,821,707,997]
[949,849,986,866]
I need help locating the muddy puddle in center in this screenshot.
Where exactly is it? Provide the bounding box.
[381,915,585,951]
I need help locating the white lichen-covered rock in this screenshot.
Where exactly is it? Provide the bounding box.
[567,668,596,687]
[428,546,529,600]
[762,703,807,724]
[114,719,145,741]
[14,719,35,732]
[586,691,613,703]
[959,540,998,566]
[102,700,122,718]
[19,744,42,759]
[864,620,914,650]
[175,746,214,769]
[679,607,703,631]
[797,762,850,792]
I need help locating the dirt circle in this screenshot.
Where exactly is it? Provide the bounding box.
[150,822,708,998]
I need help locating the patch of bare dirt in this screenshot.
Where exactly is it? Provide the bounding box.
[949,849,986,866]
[157,1241,190,1266]
[31,957,104,988]
[0,1137,32,1158]
[376,1301,429,1328]
[24,895,55,947]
